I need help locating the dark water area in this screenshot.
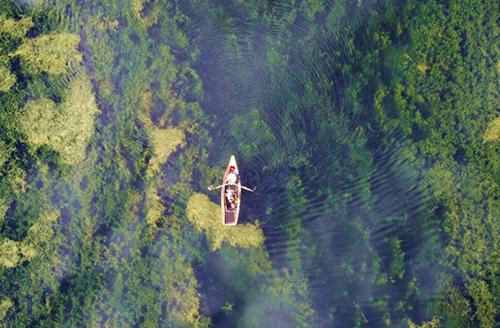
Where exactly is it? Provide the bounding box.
[188,2,441,326]
[1,0,497,327]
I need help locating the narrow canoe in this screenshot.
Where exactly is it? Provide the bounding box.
[221,155,241,225]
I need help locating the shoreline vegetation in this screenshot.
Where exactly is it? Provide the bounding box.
[0,0,498,327]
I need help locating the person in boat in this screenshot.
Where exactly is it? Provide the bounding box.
[226,166,239,185]
[226,188,236,208]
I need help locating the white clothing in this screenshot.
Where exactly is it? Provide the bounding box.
[226,189,235,202]
[226,172,237,184]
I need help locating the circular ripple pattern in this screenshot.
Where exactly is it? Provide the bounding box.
[192,1,440,326]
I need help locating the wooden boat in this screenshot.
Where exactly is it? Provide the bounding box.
[221,155,241,225]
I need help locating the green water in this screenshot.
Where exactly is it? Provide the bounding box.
[0,0,498,327]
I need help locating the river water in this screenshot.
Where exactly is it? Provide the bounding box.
[182,1,441,326]
[1,1,451,327]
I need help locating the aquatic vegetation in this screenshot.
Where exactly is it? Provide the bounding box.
[0,14,32,39]
[162,256,209,327]
[0,198,7,225]
[0,0,497,326]
[146,127,185,177]
[483,116,500,142]
[186,193,264,251]
[0,65,15,92]
[13,33,81,75]
[0,297,13,321]
[0,238,20,268]
[20,75,100,165]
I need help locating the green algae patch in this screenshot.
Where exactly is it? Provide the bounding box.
[137,90,185,177]
[186,193,264,251]
[0,14,32,39]
[0,198,7,226]
[483,116,500,142]
[20,75,99,165]
[147,127,185,177]
[0,65,15,92]
[0,297,13,321]
[0,238,21,268]
[164,256,209,327]
[13,33,81,75]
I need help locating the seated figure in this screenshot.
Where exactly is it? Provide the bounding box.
[226,166,238,185]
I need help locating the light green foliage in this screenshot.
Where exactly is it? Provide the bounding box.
[0,198,7,225]
[0,14,32,39]
[389,238,405,281]
[483,116,500,142]
[7,166,27,196]
[0,139,11,168]
[163,256,209,327]
[132,0,161,28]
[0,210,60,269]
[137,90,186,177]
[131,0,145,17]
[186,193,264,251]
[147,127,185,177]
[0,297,13,321]
[20,75,99,164]
[467,280,495,328]
[0,238,21,268]
[145,182,163,229]
[407,317,440,328]
[23,210,59,251]
[0,65,15,92]
[13,33,81,74]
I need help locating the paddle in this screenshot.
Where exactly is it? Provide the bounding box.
[241,185,256,192]
[207,184,224,191]
[208,184,256,192]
